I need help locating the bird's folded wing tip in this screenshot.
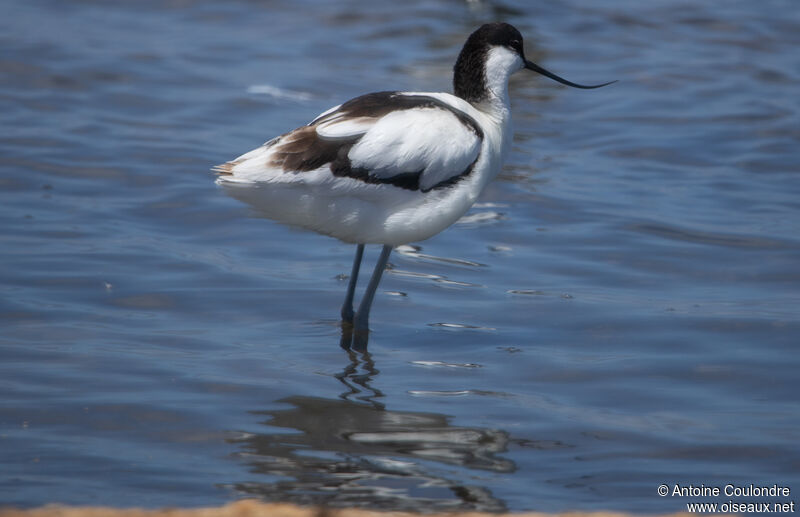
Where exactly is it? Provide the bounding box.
[211,163,234,175]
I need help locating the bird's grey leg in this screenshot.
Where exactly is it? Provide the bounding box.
[353,244,392,335]
[341,244,364,323]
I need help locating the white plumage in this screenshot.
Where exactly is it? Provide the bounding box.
[349,108,480,191]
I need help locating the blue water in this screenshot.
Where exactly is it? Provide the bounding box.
[1,0,799,513]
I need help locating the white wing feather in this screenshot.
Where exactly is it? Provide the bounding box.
[347,107,480,191]
[315,116,374,139]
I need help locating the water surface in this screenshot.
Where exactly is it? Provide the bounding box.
[1,0,799,513]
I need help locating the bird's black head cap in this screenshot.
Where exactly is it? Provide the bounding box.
[453,22,616,103]
[453,23,526,103]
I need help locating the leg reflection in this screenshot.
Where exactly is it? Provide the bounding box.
[336,347,384,410]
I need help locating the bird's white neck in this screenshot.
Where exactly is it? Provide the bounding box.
[472,46,521,124]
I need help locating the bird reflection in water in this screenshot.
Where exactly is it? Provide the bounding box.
[226,352,515,512]
[336,348,384,409]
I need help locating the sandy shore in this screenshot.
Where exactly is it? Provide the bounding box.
[0,500,699,517]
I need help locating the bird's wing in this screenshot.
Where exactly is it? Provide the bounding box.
[215,92,482,192]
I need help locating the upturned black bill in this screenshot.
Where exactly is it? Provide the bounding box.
[525,60,616,89]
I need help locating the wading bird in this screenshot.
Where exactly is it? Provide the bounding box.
[214,22,613,347]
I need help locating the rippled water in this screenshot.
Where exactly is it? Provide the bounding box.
[2,0,799,513]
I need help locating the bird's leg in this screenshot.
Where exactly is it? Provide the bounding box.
[341,244,364,323]
[353,245,392,336]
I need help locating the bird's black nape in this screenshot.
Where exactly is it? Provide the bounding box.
[454,22,525,103]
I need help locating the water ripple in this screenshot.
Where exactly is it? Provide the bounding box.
[410,361,482,369]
